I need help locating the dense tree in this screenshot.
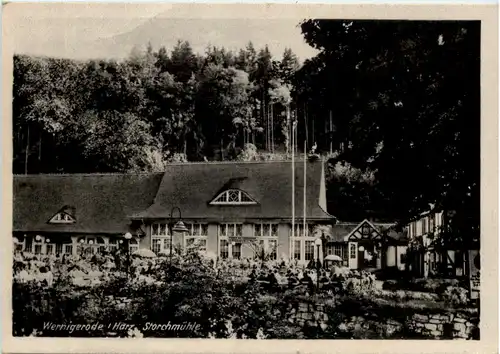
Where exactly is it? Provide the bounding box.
[279,48,300,85]
[169,40,199,83]
[299,20,480,242]
[196,64,255,158]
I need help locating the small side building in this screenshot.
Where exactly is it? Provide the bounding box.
[405,209,473,278]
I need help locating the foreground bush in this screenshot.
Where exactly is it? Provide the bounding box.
[12,252,478,339]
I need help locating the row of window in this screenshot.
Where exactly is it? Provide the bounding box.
[19,235,139,256]
[150,235,279,260]
[408,212,443,238]
[151,222,317,238]
[151,237,207,254]
[220,239,278,260]
[150,223,318,261]
[292,242,353,262]
[22,243,141,256]
[292,240,315,261]
[151,223,210,237]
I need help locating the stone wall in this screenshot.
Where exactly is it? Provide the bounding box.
[286,299,479,340]
[103,294,479,340]
[285,299,332,331]
[410,312,479,339]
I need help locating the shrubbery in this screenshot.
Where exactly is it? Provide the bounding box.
[13,250,477,339]
[383,277,466,294]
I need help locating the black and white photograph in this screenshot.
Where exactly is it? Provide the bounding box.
[3,3,495,347]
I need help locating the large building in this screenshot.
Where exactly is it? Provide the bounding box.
[13,160,406,269]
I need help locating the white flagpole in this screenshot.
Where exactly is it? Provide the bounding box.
[291,105,295,261]
[304,140,307,239]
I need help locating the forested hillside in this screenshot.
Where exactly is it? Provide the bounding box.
[12,20,480,236]
[14,41,302,174]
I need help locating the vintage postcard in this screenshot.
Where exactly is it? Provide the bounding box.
[1,2,498,354]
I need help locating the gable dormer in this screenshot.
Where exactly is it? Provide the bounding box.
[209,189,257,205]
[48,206,76,224]
[345,219,383,241]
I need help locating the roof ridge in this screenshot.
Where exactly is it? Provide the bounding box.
[13,160,322,175]
[160,160,318,166]
[13,172,163,177]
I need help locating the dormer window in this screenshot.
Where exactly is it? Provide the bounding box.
[49,212,75,224]
[210,189,257,205]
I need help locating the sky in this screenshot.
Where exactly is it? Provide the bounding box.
[5,3,319,62]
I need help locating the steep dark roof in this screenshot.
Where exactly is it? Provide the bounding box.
[133,161,334,221]
[328,221,407,244]
[329,223,359,242]
[13,173,163,234]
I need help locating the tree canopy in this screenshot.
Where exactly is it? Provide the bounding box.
[13,41,301,173]
[298,20,479,241]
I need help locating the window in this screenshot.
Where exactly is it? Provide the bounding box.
[25,237,33,253]
[333,244,345,260]
[151,238,162,254]
[184,223,208,236]
[422,218,427,234]
[232,242,242,259]
[184,223,208,252]
[360,224,372,238]
[219,223,245,259]
[350,244,357,259]
[400,253,406,264]
[151,237,171,255]
[152,223,170,236]
[108,238,118,251]
[220,240,229,259]
[254,223,278,237]
[268,240,277,260]
[272,224,279,237]
[293,223,314,237]
[151,223,172,254]
[429,215,435,233]
[33,236,43,254]
[49,212,75,224]
[304,241,315,261]
[129,239,139,254]
[294,240,301,260]
[186,238,207,252]
[253,223,278,260]
[55,243,63,255]
[291,223,317,262]
[256,239,277,261]
[219,223,242,237]
[411,222,417,237]
[210,189,257,205]
[46,244,54,255]
[64,245,73,255]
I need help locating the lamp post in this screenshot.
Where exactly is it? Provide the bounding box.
[320,231,327,268]
[124,232,132,277]
[169,207,189,267]
[45,238,51,256]
[314,237,322,290]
